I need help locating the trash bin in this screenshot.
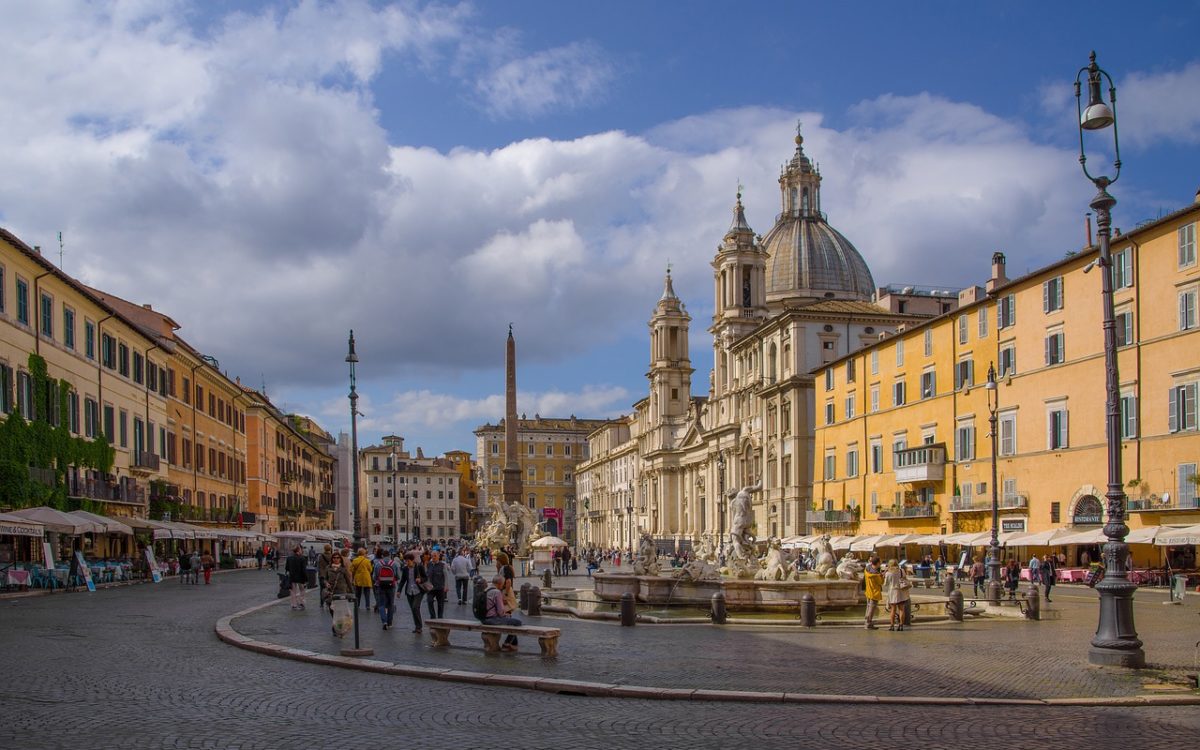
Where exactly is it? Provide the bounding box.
[1172,574,1187,602]
[306,566,318,589]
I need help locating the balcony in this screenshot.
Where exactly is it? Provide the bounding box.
[28,466,57,488]
[807,510,858,525]
[877,503,938,519]
[131,451,161,473]
[69,478,141,505]
[894,444,946,484]
[949,494,1029,513]
[1128,495,1200,513]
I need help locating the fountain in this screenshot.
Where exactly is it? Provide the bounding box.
[593,483,861,612]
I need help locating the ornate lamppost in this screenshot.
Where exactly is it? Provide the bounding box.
[390,446,399,548]
[1075,51,1143,668]
[342,330,370,657]
[717,452,726,560]
[984,364,1003,604]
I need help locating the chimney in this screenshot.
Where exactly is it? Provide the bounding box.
[986,252,1008,293]
[1085,213,1094,248]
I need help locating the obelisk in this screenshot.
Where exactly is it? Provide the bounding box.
[501,325,524,509]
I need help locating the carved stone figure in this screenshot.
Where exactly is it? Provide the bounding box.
[475,497,544,557]
[756,537,797,581]
[721,481,762,579]
[835,552,864,581]
[633,532,661,576]
[809,534,839,580]
[679,534,722,581]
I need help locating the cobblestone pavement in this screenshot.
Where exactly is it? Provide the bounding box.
[1,569,1198,749]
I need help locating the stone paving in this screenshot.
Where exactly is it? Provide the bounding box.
[1,568,1198,749]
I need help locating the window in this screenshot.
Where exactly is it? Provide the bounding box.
[546,443,554,456]
[1112,248,1132,289]
[958,316,969,345]
[978,308,988,338]
[1180,222,1196,267]
[118,343,129,377]
[892,380,906,407]
[491,442,499,455]
[1116,310,1133,347]
[119,409,128,448]
[16,371,32,418]
[1168,383,1198,433]
[63,306,75,350]
[846,448,859,478]
[85,321,95,360]
[999,413,1016,456]
[101,334,116,368]
[955,359,974,390]
[998,345,1016,377]
[823,453,836,481]
[1180,289,1197,331]
[1044,331,1065,366]
[781,402,791,435]
[1180,464,1198,508]
[824,401,834,425]
[39,293,53,337]
[1043,277,1064,313]
[133,353,144,385]
[895,339,905,366]
[68,392,79,434]
[955,424,975,461]
[923,329,933,356]
[824,368,834,391]
[870,350,878,375]
[527,443,534,456]
[1120,393,1137,439]
[844,394,856,420]
[846,358,856,383]
[871,441,883,474]
[0,365,11,414]
[869,385,879,413]
[997,294,1016,329]
[16,278,29,325]
[892,437,908,464]
[920,370,936,399]
[103,405,114,440]
[1048,408,1069,450]
[565,445,572,456]
[84,398,98,438]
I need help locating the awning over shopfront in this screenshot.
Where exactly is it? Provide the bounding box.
[6,506,105,535]
[1153,524,1200,546]
[67,510,133,536]
[0,512,45,538]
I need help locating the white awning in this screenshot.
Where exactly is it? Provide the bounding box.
[67,510,133,536]
[849,535,886,552]
[908,533,946,545]
[1005,528,1071,547]
[0,512,45,538]
[6,506,105,535]
[1154,524,1200,546]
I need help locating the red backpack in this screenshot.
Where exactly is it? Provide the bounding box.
[376,561,396,585]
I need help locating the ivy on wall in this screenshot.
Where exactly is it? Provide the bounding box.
[0,354,115,511]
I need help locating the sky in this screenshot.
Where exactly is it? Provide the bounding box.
[2,1,1198,456]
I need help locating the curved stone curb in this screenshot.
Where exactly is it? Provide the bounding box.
[215,598,1200,708]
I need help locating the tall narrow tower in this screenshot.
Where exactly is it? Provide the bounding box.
[647,269,693,430]
[501,325,523,508]
[709,189,767,398]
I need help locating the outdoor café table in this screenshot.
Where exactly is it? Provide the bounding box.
[6,569,31,588]
[1057,568,1088,583]
[1020,568,1032,581]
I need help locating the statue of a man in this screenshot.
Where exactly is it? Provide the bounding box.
[725,481,761,565]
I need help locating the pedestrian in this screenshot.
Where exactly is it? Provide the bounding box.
[1003,558,1020,599]
[495,552,518,614]
[317,544,334,593]
[863,555,883,630]
[285,545,308,610]
[350,547,373,611]
[883,559,911,631]
[178,549,193,584]
[200,550,215,585]
[374,549,400,629]
[189,550,202,585]
[1040,555,1057,602]
[255,547,264,570]
[483,574,522,652]
[1028,553,1041,584]
[399,552,429,633]
[970,557,985,597]
[426,551,451,619]
[323,551,353,612]
[451,548,472,605]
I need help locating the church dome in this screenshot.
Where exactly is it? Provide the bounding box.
[761,128,875,305]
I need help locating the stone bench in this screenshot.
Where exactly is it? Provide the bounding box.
[426,618,561,657]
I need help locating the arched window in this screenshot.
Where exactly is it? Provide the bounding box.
[790,187,798,213]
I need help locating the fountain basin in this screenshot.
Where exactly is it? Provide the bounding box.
[593,573,861,611]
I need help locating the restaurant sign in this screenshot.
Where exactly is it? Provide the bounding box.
[1072,495,1104,525]
[1001,518,1026,533]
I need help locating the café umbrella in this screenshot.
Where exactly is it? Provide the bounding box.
[6,506,105,535]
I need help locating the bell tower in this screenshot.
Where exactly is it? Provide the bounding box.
[647,269,693,426]
[779,121,822,219]
[709,188,767,398]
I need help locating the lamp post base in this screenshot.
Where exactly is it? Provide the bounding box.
[987,580,1003,606]
[340,647,375,657]
[1089,565,1145,669]
[1087,644,1144,669]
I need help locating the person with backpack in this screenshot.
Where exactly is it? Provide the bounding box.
[178,549,193,584]
[480,574,521,652]
[426,551,451,619]
[373,549,400,630]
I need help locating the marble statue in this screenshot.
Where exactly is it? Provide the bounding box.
[475,498,544,557]
[679,533,721,582]
[722,480,761,579]
[835,552,864,581]
[809,534,839,580]
[756,537,798,581]
[632,532,662,576]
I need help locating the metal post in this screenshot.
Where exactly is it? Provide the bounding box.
[799,592,816,627]
[710,591,727,624]
[390,447,397,549]
[340,331,371,657]
[619,591,636,626]
[1074,52,1143,668]
[985,363,1003,605]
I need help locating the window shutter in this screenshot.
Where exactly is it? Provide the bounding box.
[1043,282,1050,313]
[1186,384,1198,430]
[1047,412,1055,448]
[1057,279,1064,309]
[1045,336,1051,366]
[1062,410,1069,447]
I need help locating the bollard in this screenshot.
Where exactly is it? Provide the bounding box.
[542,568,553,589]
[947,589,964,622]
[519,582,531,611]
[527,586,542,616]
[619,592,636,627]
[943,571,956,597]
[799,592,816,627]
[710,592,727,624]
[1024,583,1040,620]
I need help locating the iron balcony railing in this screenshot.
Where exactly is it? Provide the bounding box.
[877,503,937,519]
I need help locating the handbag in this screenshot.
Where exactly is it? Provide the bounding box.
[419,581,434,592]
[898,576,912,591]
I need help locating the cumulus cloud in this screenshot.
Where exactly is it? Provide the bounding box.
[474,41,615,119]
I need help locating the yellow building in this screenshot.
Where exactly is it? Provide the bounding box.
[1,228,169,519]
[813,195,1200,565]
[444,449,478,535]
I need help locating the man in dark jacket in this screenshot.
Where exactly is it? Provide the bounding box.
[286,546,309,610]
[398,553,428,633]
[425,551,450,620]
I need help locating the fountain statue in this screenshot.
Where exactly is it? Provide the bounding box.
[475,497,544,557]
[679,533,721,582]
[756,537,799,581]
[835,553,864,581]
[632,532,661,576]
[809,534,840,579]
[721,480,761,579]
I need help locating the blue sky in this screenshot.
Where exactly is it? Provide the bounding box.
[1,1,1198,456]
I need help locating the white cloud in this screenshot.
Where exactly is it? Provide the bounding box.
[1118,61,1200,147]
[359,385,629,433]
[474,41,615,119]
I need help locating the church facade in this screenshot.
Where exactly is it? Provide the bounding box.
[577,131,932,551]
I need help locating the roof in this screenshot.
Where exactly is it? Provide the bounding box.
[474,416,611,434]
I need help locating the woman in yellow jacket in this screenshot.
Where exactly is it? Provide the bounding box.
[350,548,374,610]
[863,555,883,630]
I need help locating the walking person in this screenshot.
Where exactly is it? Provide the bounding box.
[1040,554,1057,602]
[285,545,309,611]
[255,547,264,570]
[189,550,202,585]
[398,552,429,633]
[970,557,986,597]
[451,548,473,605]
[323,551,353,612]
[178,549,193,584]
[426,551,451,620]
[863,556,883,630]
[374,549,400,629]
[317,544,334,592]
[350,547,374,611]
[1003,558,1020,600]
[883,559,911,631]
[200,550,215,585]
[483,574,522,652]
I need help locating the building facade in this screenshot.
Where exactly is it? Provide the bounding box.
[443,449,479,536]
[812,195,1200,562]
[359,435,460,543]
[576,131,931,551]
[474,415,608,541]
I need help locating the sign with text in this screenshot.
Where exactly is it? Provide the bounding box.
[144,548,162,583]
[42,541,55,568]
[75,551,95,593]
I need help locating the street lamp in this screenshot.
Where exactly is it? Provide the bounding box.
[984,364,1003,604]
[717,452,727,559]
[390,446,398,549]
[1074,51,1143,668]
[342,330,370,657]
[626,495,634,557]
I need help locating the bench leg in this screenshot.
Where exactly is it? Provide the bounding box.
[480,632,501,653]
[429,628,451,648]
[538,636,558,658]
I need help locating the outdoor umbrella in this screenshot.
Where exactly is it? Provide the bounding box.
[0,512,45,538]
[1153,524,1200,546]
[531,536,568,548]
[7,506,104,535]
[67,510,133,536]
